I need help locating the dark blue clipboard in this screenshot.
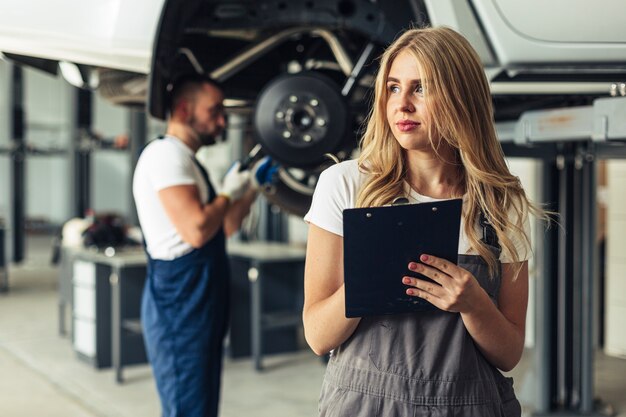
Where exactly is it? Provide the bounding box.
[343,198,462,318]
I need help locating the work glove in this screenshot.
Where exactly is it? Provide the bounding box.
[220,161,251,202]
[251,156,280,190]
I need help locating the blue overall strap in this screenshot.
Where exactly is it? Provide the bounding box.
[190,157,217,203]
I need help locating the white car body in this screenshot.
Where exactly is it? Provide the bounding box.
[0,0,163,73]
[1,0,624,87]
[1,0,625,214]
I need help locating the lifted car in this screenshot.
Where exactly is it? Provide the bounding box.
[1,0,625,214]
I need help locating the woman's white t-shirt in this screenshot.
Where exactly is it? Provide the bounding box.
[303,160,531,263]
[133,136,210,260]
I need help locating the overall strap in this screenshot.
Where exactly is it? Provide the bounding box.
[190,157,217,202]
[479,211,501,251]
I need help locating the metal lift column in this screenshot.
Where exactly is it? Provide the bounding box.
[10,64,25,264]
[74,88,92,217]
[509,101,619,416]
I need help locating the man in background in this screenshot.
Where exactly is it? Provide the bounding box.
[133,74,264,417]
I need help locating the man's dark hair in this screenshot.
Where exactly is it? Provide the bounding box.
[167,74,223,116]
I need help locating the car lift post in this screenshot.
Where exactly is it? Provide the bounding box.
[502,97,626,416]
[10,63,25,264]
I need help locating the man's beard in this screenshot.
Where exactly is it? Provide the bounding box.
[190,115,219,146]
[197,133,217,146]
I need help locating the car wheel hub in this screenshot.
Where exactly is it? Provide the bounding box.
[254,72,348,168]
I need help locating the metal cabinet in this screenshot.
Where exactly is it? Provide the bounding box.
[72,259,112,368]
[70,249,148,381]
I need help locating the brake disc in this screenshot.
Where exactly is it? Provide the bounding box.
[253,72,349,169]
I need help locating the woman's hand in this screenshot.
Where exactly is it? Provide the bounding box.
[403,253,529,371]
[402,254,485,313]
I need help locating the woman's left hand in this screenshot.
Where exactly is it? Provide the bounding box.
[402,254,485,313]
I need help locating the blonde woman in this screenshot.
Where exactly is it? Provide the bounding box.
[303,26,542,416]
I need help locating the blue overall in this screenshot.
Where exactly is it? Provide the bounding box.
[141,155,230,417]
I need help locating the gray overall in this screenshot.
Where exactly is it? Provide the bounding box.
[319,231,522,416]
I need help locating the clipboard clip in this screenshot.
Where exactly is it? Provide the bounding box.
[392,197,409,206]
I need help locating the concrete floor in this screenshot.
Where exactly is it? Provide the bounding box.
[0,235,624,417]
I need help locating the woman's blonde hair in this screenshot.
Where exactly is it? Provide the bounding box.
[357,26,543,275]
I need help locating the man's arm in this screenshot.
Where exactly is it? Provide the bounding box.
[223,188,257,237]
[158,184,230,247]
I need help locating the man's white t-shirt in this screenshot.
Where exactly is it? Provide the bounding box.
[304,160,531,263]
[133,136,210,260]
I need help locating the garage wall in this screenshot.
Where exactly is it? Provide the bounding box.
[91,94,131,219]
[0,61,137,251]
[605,160,626,357]
[23,66,73,226]
[507,157,539,348]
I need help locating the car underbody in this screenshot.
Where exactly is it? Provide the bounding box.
[1,0,625,215]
